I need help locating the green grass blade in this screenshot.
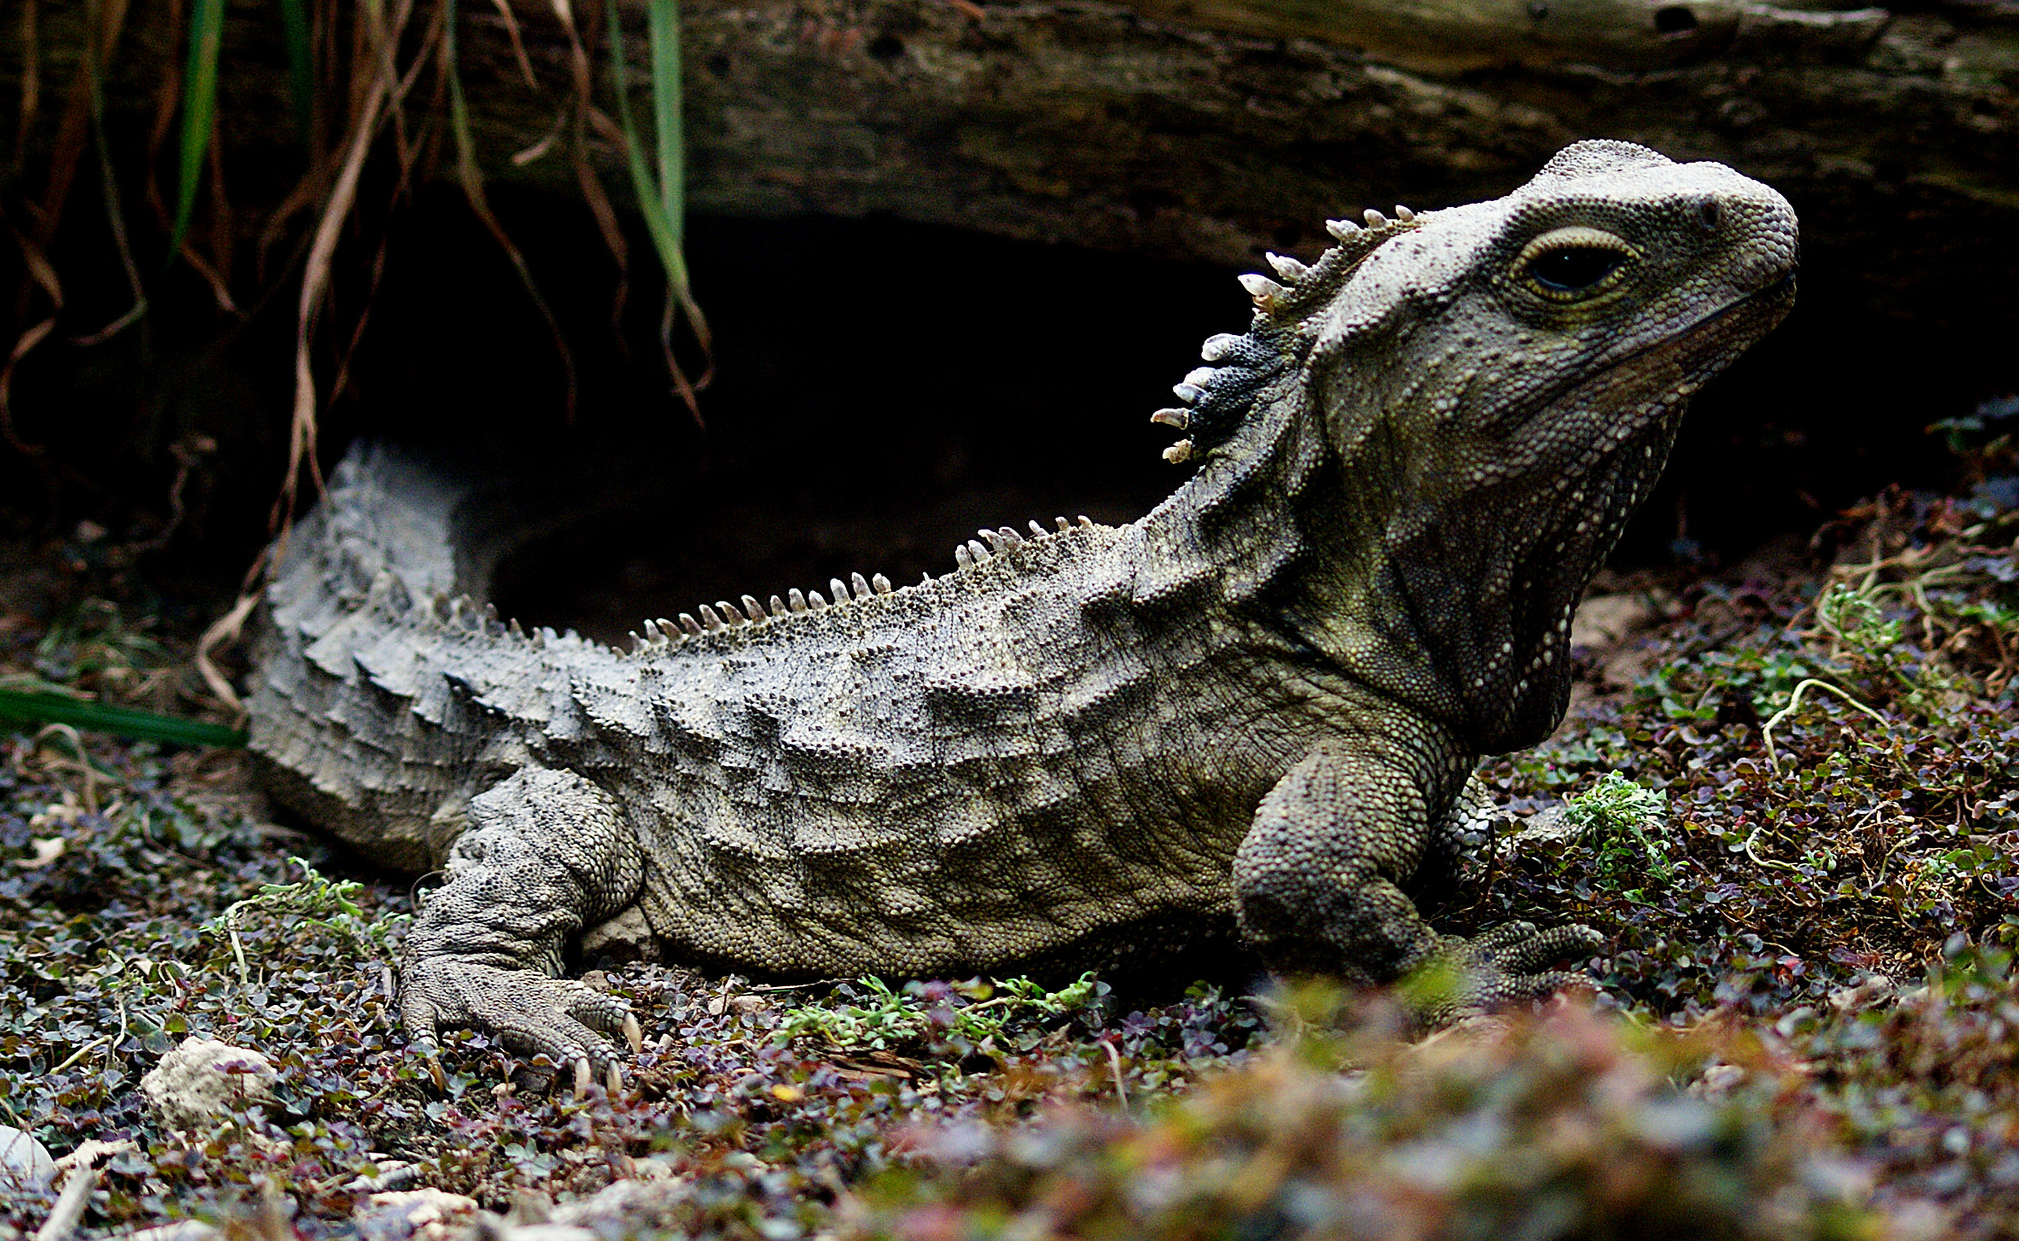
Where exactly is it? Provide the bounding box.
[168,0,226,266]
[0,690,246,748]
[444,0,478,179]
[609,0,691,298]
[278,0,314,153]
[647,0,684,265]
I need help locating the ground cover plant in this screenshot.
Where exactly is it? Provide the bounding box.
[0,417,2014,1238]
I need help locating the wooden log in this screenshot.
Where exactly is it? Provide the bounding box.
[7,0,2018,340]
[467,0,2019,339]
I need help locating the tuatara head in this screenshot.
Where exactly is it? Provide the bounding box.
[1161,140,1797,752]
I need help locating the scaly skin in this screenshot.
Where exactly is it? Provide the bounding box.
[248,140,1798,1074]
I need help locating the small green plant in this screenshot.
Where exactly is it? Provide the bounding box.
[33,598,171,693]
[775,973,1100,1053]
[204,857,407,982]
[1814,582,1904,656]
[852,1003,1900,1241]
[1950,596,2018,630]
[1734,650,1818,717]
[1564,772,1672,892]
[1809,578,1982,721]
[1563,771,1668,835]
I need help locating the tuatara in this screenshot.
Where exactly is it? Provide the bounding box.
[248,140,1797,1076]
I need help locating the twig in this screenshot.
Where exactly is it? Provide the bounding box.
[109,992,128,1069]
[128,434,217,554]
[0,223,63,456]
[485,0,541,87]
[1741,822,1804,874]
[47,1037,110,1077]
[1873,831,1920,888]
[226,917,253,986]
[32,1162,96,1241]
[74,23,149,347]
[1102,1038,1129,1109]
[1760,678,1891,773]
[49,1139,135,1178]
[275,0,409,536]
[195,587,261,719]
[31,724,103,811]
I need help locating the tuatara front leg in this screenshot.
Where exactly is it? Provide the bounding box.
[400,768,645,1080]
[1232,742,1602,1024]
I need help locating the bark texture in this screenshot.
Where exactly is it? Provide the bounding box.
[673,0,2001,250]
[8,0,2019,308]
[487,0,2011,334]
[637,0,2017,268]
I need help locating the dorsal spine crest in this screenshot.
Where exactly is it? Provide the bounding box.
[1150,208,1424,465]
[596,518,1103,659]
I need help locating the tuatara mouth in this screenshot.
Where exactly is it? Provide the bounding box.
[1513,268,1798,443]
[1684,267,1799,342]
[1605,269,1798,388]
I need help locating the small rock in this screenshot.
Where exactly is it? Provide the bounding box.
[630,1154,685,1181]
[1882,1200,1958,1241]
[346,1161,424,1194]
[0,1123,54,1187]
[127,1224,224,1241]
[580,905,654,961]
[1691,1062,1748,1099]
[551,1178,693,1232]
[504,1187,555,1225]
[1828,974,1896,1012]
[140,1037,278,1129]
[357,1188,479,1241]
[498,1227,599,1241]
[1500,805,1583,849]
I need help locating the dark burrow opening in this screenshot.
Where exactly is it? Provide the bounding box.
[0,182,2006,641]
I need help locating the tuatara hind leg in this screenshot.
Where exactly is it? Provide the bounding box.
[400,768,646,1076]
[1232,743,1601,1022]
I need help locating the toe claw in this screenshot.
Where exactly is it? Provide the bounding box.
[1472,921,1538,951]
[605,1061,623,1094]
[1500,922,1604,974]
[400,958,646,1084]
[1414,921,1608,1025]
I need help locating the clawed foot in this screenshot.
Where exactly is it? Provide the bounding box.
[1403,921,1605,1027]
[400,957,645,1092]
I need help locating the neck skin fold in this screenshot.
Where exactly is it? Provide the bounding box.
[1122,319,1692,758]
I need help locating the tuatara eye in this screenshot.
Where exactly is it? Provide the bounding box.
[1527,246,1626,293]
[1513,227,1638,302]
